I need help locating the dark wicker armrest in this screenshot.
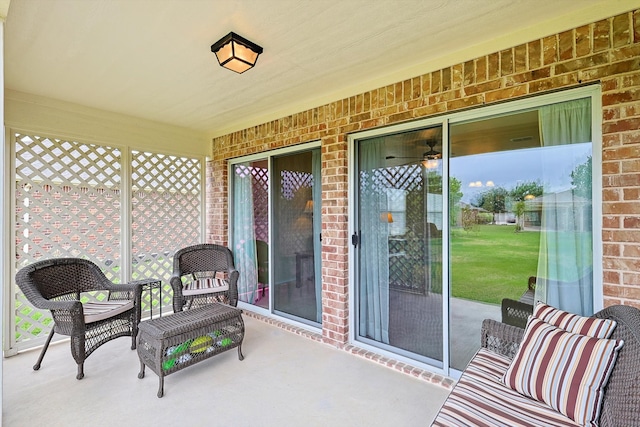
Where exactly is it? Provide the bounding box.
[49,300,84,336]
[170,274,186,312]
[481,318,525,359]
[169,274,183,296]
[108,282,142,301]
[109,281,144,325]
[25,295,79,312]
[227,269,239,307]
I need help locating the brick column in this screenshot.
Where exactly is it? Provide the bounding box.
[320,134,350,346]
[206,158,229,246]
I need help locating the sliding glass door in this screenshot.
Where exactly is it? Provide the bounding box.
[272,151,322,323]
[231,145,322,325]
[355,126,444,366]
[351,87,598,375]
[449,97,594,370]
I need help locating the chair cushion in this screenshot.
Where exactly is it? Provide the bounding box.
[533,303,617,338]
[433,348,582,427]
[83,300,134,323]
[503,317,624,426]
[183,277,229,296]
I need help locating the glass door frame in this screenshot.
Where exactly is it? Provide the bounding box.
[348,116,452,377]
[228,140,322,332]
[348,84,602,378]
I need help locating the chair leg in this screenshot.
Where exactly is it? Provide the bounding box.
[33,328,55,371]
[131,319,138,350]
[70,335,86,380]
[131,312,138,350]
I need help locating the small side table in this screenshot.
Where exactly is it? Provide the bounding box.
[130,278,163,319]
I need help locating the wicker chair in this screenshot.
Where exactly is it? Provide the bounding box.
[501,276,536,328]
[170,244,239,312]
[15,258,143,380]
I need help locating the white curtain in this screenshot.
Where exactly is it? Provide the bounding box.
[535,98,593,315]
[359,138,390,343]
[312,150,323,323]
[232,163,259,304]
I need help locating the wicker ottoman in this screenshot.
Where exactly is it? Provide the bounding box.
[136,303,244,397]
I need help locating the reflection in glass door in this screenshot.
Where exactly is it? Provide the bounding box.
[272,150,321,324]
[231,148,322,325]
[232,160,269,307]
[351,90,596,374]
[356,126,444,366]
[449,97,594,371]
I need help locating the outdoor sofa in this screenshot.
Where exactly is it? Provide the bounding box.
[432,304,640,427]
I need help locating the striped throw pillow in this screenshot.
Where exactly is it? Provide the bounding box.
[533,303,617,338]
[503,317,624,426]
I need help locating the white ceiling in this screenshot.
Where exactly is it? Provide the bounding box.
[4,0,634,138]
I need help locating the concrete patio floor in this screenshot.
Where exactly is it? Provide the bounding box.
[3,315,451,427]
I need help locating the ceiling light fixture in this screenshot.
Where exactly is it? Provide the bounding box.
[211,32,263,74]
[421,139,442,169]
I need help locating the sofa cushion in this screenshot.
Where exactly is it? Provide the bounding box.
[503,318,624,426]
[533,303,617,338]
[432,348,582,427]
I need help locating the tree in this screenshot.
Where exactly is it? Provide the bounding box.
[473,187,509,214]
[514,201,526,232]
[461,206,477,232]
[510,181,544,202]
[448,176,463,227]
[510,181,543,232]
[571,156,592,199]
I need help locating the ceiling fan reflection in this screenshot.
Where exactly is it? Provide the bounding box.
[385,139,441,168]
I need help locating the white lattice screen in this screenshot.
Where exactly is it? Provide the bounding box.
[131,151,202,314]
[14,133,123,345]
[12,134,203,348]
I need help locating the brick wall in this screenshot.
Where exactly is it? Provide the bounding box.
[210,9,640,346]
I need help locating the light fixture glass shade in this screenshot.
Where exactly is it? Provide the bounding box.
[422,158,440,169]
[211,32,263,74]
[304,200,314,213]
[379,212,394,223]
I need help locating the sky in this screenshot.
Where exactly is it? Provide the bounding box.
[450,143,592,204]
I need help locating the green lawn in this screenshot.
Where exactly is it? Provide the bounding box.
[451,225,540,304]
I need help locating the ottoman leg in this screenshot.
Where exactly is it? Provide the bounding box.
[157,377,164,398]
[237,344,244,361]
[138,360,145,379]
